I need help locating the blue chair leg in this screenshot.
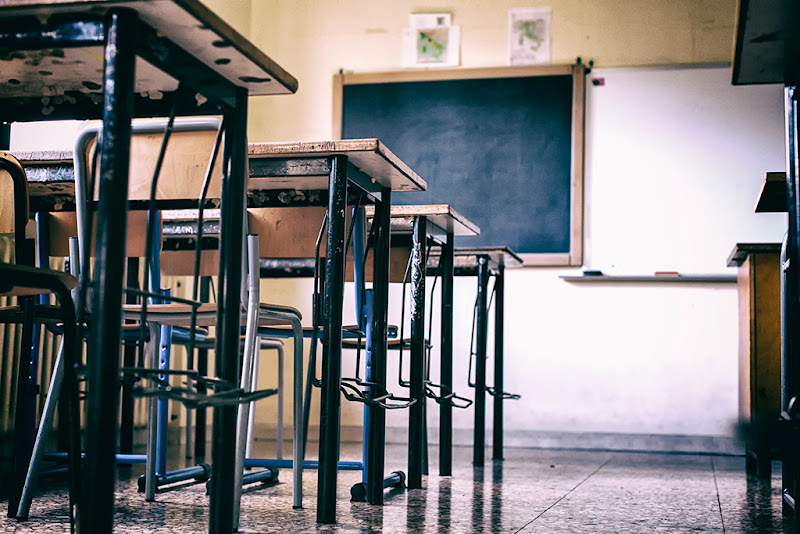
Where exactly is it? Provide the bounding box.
[156,316,173,479]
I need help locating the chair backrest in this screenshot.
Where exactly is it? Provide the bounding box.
[160,209,220,277]
[79,117,223,203]
[246,205,410,280]
[74,118,222,266]
[47,211,152,259]
[73,118,223,298]
[162,206,331,277]
[247,206,328,259]
[0,151,32,264]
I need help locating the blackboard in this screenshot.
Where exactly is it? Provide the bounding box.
[334,64,586,266]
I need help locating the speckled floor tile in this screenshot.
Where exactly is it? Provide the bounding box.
[711,456,795,534]
[1,443,795,533]
[518,453,726,533]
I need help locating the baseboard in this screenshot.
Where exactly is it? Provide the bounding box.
[381,427,744,455]
[161,424,744,456]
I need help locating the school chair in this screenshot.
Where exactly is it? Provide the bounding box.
[14,116,297,523]
[73,117,303,506]
[1,152,83,530]
[160,212,288,464]
[231,205,413,511]
[162,208,373,514]
[77,117,226,501]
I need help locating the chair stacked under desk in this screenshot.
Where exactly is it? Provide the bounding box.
[0,2,297,531]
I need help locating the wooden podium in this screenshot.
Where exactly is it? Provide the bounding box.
[728,241,782,477]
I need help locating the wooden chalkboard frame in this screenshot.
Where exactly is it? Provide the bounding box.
[332,63,586,266]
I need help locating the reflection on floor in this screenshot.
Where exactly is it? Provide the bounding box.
[1,441,795,533]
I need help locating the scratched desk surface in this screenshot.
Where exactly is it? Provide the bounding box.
[364,204,480,238]
[0,0,297,120]
[428,246,524,270]
[248,139,427,193]
[15,139,427,211]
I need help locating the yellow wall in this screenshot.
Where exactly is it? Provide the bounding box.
[244,0,736,142]
[203,0,253,40]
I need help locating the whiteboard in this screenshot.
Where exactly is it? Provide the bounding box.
[584,65,787,274]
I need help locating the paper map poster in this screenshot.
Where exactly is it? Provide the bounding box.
[403,13,460,68]
[508,7,551,66]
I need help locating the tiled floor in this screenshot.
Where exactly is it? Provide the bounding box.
[1,442,795,533]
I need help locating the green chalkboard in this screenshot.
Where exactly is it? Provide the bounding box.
[334,64,586,266]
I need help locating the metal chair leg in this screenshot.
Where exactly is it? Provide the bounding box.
[233,235,263,530]
[16,238,81,521]
[144,322,161,502]
[251,339,285,460]
[16,338,65,520]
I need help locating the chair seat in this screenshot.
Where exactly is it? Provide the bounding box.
[256,324,399,341]
[341,337,412,350]
[0,263,78,297]
[0,304,66,324]
[121,302,302,327]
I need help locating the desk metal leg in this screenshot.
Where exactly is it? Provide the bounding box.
[408,217,427,489]
[195,277,211,460]
[473,256,489,467]
[120,258,140,455]
[209,90,248,534]
[784,85,800,516]
[439,233,454,476]
[9,297,36,518]
[0,123,9,149]
[367,189,391,505]
[85,11,137,533]
[493,263,505,461]
[786,87,800,406]
[318,155,347,524]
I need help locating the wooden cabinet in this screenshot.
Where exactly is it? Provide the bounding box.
[728,243,782,476]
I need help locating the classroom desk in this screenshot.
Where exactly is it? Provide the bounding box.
[427,246,523,466]
[1,2,297,531]
[363,204,479,499]
[18,139,428,523]
[246,139,426,523]
[728,173,787,478]
[734,0,800,517]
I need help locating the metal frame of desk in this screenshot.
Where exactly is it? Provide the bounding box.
[0,2,296,531]
[428,246,523,466]
[365,204,480,495]
[247,139,426,523]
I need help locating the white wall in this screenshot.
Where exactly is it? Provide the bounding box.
[379,66,787,450]
[11,121,81,151]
